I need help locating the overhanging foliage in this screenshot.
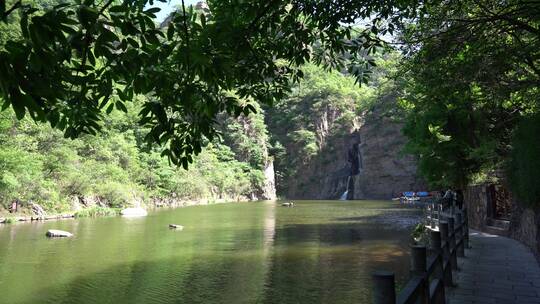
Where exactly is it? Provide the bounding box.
[0,0,419,167]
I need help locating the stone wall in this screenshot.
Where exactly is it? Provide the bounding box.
[509,203,540,257]
[465,184,540,258]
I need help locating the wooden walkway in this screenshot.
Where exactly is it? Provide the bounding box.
[448,230,540,304]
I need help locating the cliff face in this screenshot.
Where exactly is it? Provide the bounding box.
[279,99,425,200]
[262,60,425,200]
[220,106,277,201]
[352,103,425,199]
[260,160,277,200]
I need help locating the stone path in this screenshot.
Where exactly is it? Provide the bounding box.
[448,230,540,304]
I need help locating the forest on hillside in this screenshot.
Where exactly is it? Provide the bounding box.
[0,52,396,214]
[0,0,539,214]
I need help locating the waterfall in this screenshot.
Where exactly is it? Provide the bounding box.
[30,203,46,219]
[339,176,351,200]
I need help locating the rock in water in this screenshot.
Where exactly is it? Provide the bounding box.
[169,224,184,230]
[120,207,148,217]
[46,230,73,237]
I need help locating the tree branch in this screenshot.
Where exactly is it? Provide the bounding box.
[80,0,115,72]
[181,0,191,78]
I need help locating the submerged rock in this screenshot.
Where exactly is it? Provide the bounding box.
[169,224,184,230]
[120,208,148,217]
[46,229,73,237]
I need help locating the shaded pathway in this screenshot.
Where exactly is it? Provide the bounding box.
[448,230,540,304]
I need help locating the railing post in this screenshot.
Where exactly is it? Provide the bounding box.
[372,271,396,304]
[430,203,436,229]
[411,245,427,275]
[430,230,442,251]
[431,279,446,304]
[430,230,444,282]
[439,222,449,255]
[410,245,428,304]
[437,204,442,228]
[447,217,455,248]
[439,222,453,287]
[451,196,456,215]
[447,217,458,270]
[463,208,470,248]
[455,213,465,257]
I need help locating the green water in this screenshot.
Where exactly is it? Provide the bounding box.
[0,200,421,304]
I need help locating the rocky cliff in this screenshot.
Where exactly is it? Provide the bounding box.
[352,101,426,199]
[260,160,277,200]
[220,105,277,201]
[275,98,425,200]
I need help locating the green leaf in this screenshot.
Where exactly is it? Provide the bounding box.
[116,88,128,101]
[1,99,10,111]
[200,13,206,27]
[109,5,125,13]
[160,148,171,158]
[88,49,96,66]
[167,23,175,40]
[48,111,60,127]
[0,2,5,20]
[133,76,146,94]
[77,6,99,26]
[20,14,29,38]
[145,32,160,45]
[115,101,127,113]
[246,104,257,114]
[58,117,67,130]
[11,92,26,119]
[144,7,161,14]
[106,103,114,114]
[21,93,44,119]
[127,37,139,48]
[181,157,188,170]
[99,27,119,43]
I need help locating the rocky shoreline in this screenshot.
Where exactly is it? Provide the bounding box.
[0,196,265,225]
[0,214,75,224]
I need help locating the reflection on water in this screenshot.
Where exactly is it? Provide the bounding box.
[0,200,420,304]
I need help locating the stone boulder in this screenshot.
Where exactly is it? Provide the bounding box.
[120,207,148,217]
[46,230,73,237]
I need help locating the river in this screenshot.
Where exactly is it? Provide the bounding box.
[0,200,421,304]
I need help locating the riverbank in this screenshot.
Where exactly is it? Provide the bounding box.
[0,196,259,225]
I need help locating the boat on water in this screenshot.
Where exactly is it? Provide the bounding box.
[393,191,433,203]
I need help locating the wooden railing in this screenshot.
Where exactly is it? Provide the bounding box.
[372,207,469,304]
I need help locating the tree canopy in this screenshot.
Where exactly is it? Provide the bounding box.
[398,0,539,201]
[2,0,540,204]
[0,0,420,167]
